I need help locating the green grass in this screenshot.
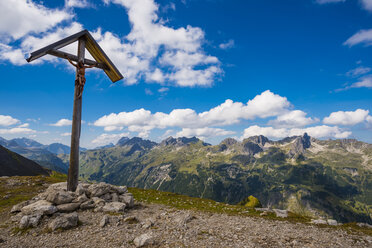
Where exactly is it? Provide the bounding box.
[0,173,67,218]
[128,186,372,236]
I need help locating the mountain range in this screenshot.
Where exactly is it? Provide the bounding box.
[73,134,372,224]
[1,134,371,224]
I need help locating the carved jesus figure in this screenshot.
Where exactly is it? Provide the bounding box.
[67,58,95,98]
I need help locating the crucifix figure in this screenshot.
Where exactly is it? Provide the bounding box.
[26,30,123,191]
[67,58,95,99]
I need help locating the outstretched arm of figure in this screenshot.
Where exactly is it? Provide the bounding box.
[83,64,96,69]
[67,58,78,68]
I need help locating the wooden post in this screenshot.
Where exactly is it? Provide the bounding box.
[67,38,85,191]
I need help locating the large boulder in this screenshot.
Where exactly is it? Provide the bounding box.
[119,193,134,208]
[11,200,32,213]
[102,202,126,213]
[21,200,57,216]
[46,190,74,205]
[87,182,112,197]
[48,212,79,231]
[56,203,81,213]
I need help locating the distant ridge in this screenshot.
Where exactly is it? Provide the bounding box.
[0,145,49,176]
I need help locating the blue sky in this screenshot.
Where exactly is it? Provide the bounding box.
[0,0,371,148]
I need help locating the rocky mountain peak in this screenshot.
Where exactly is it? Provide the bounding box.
[246,135,269,147]
[116,137,130,146]
[289,133,311,157]
[118,137,157,150]
[220,138,238,146]
[160,136,201,147]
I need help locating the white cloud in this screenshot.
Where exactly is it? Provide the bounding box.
[268,110,318,128]
[0,127,36,134]
[346,66,371,77]
[0,115,20,126]
[94,90,291,132]
[145,88,153,95]
[95,0,221,87]
[18,123,30,128]
[50,119,73,127]
[242,125,351,140]
[0,0,71,41]
[219,39,235,50]
[344,29,372,47]
[158,87,169,93]
[91,132,129,146]
[176,127,235,139]
[361,0,372,11]
[65,0,91,8]
[315,0,345,4]
[350,75,372,89]
[61,132,72,136]
[323,109,370,125]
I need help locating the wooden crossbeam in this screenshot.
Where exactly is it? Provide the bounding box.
[47,49,109,70]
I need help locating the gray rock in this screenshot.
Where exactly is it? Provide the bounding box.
[57,203,81,212]
[100,215,109,228]
[72,194,88,204]
[311,219,327,225]
[116,186,127,195]
[47,182,67,191]
[87,182,111,197]
[142,218,154,229]
[21,200,57,216]
[28,215,42,227]
[100,193,111,201]
[80,200,95,210]
[75,184,85,195]
[273,209,288,218]
[119,193,134,208]
[91,197,105,207]
[11,200,30,213]
[133,233,154,247]
[19,215,30,229]
[46,190,74,205]
[111,193,119,202]
[48,212,79,231]
[102,202,126,213]
[327,219,338,226]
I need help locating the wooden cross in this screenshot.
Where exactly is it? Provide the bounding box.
[26,30,123,191]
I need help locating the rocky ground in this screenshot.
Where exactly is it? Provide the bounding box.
[0,180,372,248]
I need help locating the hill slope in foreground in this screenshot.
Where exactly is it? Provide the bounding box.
[0,145,49,177]
[0,175,371,247]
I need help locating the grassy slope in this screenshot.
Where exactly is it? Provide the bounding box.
[0,174,370,237]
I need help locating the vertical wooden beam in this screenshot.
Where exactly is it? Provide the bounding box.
[67,38,85,191]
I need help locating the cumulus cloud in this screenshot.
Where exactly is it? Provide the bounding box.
[50,119,73,127]
[323,109,370,125]
[0,0,221,88]
[344,29,372,47]
[91,132,129,146]
[18,123,30,128]
[0,115,20,126]
[268,110,319,128]
[61,132,72,136]
[0,127,36,134]
[176,127,235,139]
[242,125,351,140]
[0,0,71,41]
[94,0,221,86]
[94,90,291,135]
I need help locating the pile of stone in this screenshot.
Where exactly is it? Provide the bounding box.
[10,182,134,231]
